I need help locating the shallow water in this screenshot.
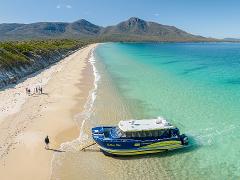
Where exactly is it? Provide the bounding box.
[52,43,240,180]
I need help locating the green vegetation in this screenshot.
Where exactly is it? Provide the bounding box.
[0,17,216,42]
[0,39,89,69]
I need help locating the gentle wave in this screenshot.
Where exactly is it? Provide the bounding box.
[76,47,100,145]
[186,124,238,147]
[50,47,100,177]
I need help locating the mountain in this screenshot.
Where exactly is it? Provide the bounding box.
[0,20,102,40]
[67,19,102,36]
[0,17,214,42]
[101,17,210,41]
[223,38,240,42]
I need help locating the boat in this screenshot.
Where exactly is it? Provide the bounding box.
[92,117,189,156]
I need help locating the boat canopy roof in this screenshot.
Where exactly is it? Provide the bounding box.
[118,117,175,132]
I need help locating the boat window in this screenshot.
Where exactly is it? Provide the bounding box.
[131,131,141,138]
[125,130,174,138]
[158,130,164,137]
[152,130,158,137]
[130,132,135,137]
[170,128,179,137]
[142,131,147,137]
[115,127,126,137]
[121,132,126,137]
[134,132,139,138]
[137,131,143,137]
[126,131,144,138]
[124,130,175,138]
[134,132,138,137]
[126,132,132,138]
[146,131,153,137]
[160,129,170,138]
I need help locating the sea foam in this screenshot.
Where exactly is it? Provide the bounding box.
[54,46,100,152]
[50,46,100,177]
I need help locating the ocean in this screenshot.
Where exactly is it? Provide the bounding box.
[52,42,240,180]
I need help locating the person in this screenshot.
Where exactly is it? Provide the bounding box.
[44,136,50,149]
[26,88,31,95]
[39,86,43,94]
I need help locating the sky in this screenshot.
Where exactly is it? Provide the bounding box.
[0,0,240,38]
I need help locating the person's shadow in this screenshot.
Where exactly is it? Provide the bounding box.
[46,148,65,152]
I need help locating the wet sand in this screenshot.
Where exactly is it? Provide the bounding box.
[0,44,98,180]
[51,45,171,180]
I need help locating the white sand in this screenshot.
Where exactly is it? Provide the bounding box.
[0,50,80,121]
[0,44,98,180]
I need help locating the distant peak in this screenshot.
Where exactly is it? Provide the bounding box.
[0,17,211,42]
[74,19,89,23]
[128,17,145,23]
[72,19,98,27]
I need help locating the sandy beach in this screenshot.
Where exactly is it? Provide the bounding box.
[0,44,97,180]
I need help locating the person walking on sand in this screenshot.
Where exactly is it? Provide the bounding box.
[44,136,50,149]
[25,87,28,95]
[39,86,43,94]
[26,87,30,95]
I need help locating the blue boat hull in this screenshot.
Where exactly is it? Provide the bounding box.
[99,143,184,156]
[92,126,188,156]
[100,148,167,156]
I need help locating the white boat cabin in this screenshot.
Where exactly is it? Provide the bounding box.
[118,117,174,132]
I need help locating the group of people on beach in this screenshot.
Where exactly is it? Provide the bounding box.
[25,85,43,95]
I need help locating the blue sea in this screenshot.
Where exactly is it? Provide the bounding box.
[52,42,240,180]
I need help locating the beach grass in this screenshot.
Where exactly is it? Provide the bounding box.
[0,39,90,69]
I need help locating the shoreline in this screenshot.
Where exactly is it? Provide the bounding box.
[0,48,81,121]
[0,44,98,180]
[50,47,99,178]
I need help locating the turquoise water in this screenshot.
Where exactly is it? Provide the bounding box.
[95,42,240,179]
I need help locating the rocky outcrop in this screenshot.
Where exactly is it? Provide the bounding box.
[0,49,76,89]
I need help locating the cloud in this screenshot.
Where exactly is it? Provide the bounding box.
[56,4,72,9]
[154,13,160,17]
[66,5,72,9]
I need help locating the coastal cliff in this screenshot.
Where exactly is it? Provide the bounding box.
[0,40,89,88]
